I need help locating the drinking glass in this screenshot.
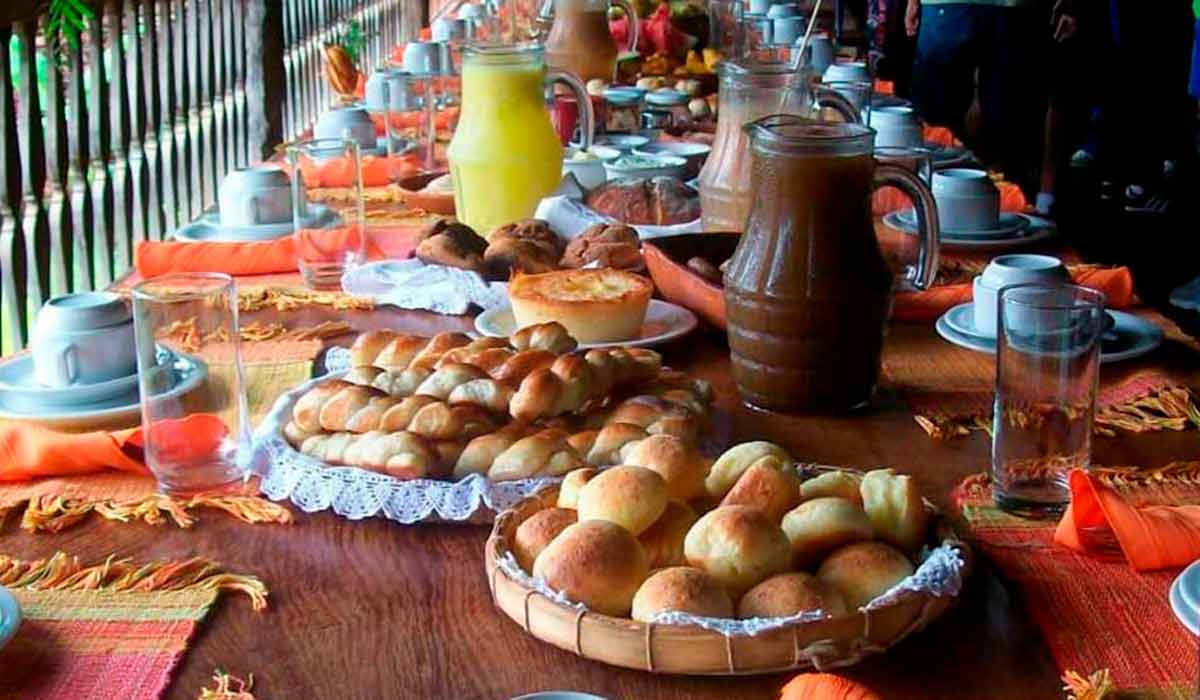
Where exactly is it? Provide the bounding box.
[287,138,366,288]
[874,145,934,184]
[992,284,1106,517]
[132,273,251,495]
[820,79,873,124]
[382,71,438,173]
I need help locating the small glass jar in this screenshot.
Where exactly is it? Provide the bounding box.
[603,89,643,133]
[645,89,691,128]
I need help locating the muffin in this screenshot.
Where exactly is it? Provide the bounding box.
[533,519,649,616]
[859,469,929,551]
[799,471,863,505]
[737,572,848,619]
[508,269,653,344]
[619,434,709,503]
[720,462,803,523]
[557,467,599,510]
[781,497,874,566]
[817,541,915,611]
[638,500,699,569]
[513,507,577,572]
[684,505,792,595]
[631,567,734,622]
[705,441,792,500]
[576,465,668,536]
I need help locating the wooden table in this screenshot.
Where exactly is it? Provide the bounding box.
[5,308,1198,700]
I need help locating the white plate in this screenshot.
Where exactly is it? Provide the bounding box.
[935,303,1164,363]
[175,203,341,242]
[474,300,699,350]
[1170,575,1200,636]
[0,356,139,410]
[0,586,19,652]
[1177,559,1200,618]
[0,349,208,429]
[885,211,1056,251]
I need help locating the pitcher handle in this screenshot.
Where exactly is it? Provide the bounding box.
[813,86,862,124]
[547,69,595,150]
[612,0,639,54]
[874,163,940,291]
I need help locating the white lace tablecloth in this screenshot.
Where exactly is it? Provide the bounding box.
[254,370,558,524]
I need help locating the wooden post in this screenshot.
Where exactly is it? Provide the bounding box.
[246,0,286,162]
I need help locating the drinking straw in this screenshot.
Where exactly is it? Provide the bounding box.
[778,0,823,113]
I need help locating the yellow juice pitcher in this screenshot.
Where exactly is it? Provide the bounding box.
[448,43,594,237]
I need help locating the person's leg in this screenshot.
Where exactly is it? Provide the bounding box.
[909,3,975,135]
[977,3,1046,192]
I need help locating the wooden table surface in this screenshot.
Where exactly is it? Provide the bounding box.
[5,307,1199,700]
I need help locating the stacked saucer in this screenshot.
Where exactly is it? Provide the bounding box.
[175,166,340,242]
[1170,560,1200,636]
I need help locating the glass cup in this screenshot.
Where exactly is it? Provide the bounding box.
[992,284,1106,517]
[874,145,935,184]
[132,273,251,495]
[820,79,873,125]
[287,138,366,289]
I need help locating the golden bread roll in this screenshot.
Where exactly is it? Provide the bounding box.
[780,497,874,566]
[719,462,802,523]
[684,505,792,595]
[859,469,929,551]
[577,465,668,536]
[817,541,915,610]
[619,434,709,502]
[737,572,847,619]
[799,471,863,505]
[533,520,649,616]
[631,566,734,622]
[638,500,699,569]
[705,441,792,500]
[557,467,599,509]
[513,507,577,572]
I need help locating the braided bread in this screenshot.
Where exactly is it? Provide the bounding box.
[297,430,440,480]
[508,347,662,422]
[290,381,499,441]
[488,428,585,481]
[350,331,473,372]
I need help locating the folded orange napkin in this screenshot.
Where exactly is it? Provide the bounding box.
[892,266,1135,323]
[1055,469,1200,571]
[0,419,145,482]
[780,673,881,700]
[923,125,960,148]
[873,180,1028,216]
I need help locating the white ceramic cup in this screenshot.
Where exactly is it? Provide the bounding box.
[773,16,804,45]
[822,60,870,83]
[432,16,467,42]
[562,148,608,190]
[972,254,1070,337]
[747,0,771,15]
[931,168,1000,232]
[314,106,378,151]
[403,41,445,76]
[872,105,923,148]
[766,2,801,18]
[218,166,297,228]
[365,66,418,112]
[32,292,137,387]
[805,33,834,75]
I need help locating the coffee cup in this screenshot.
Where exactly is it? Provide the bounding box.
[431,16,467,42]
[931,168,999,232]
[218,166,297,228]
[972,254,1070,337]
[871,105,923,148]
[32,292,137,388]
[747,0,771,14]
[365,66,419,112]
[805,33,834,75]
[822,60,869,83]
[766,2,801,18]
[773,16,804,45]
[314,106,378,151]
[403,41,446,76]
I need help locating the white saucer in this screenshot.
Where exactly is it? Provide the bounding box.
[935,303,1164,363]
[0,349,207,429]
[0,356,139,411]
[475,299,699,350]
[0,586,19,652]
[1170,574,1200,636]
[885,211,1056,251]
[1176,559,1200,619]
[892,209,1030,239]
[927,142,974,167]
[175,203,341,242]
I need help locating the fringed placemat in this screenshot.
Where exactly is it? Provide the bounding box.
[953,467,1200,698]
[884,311,1200,439]
[0,551,268,700]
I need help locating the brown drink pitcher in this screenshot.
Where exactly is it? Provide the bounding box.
[724,115,941,412]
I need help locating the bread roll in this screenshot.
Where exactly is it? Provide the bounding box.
[513,507,577,572]
[631,567,734,622]
[684,505,792,595]
[619,434,708,502]
[737,572,848,619]
[533,520,649,616]
[705,441,792,500]
[557,467,599,509]
[780,497,874,566]
[799,471,863,505]
[859,469,929,551]
[720,463,802,523]
[577,465,668,536]
[817,541,915,610]
[638,500,698,569]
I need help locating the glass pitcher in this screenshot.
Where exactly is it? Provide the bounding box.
[538,0,639,82]
[447,43,594,236]
[724,115,940,413]
[698,59,861,232]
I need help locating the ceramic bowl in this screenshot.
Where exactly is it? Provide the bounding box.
[766,2,801,18]
[597,134,651,153]
[871,105,923,148]
[931,168,1000,232]
[562,148,609,190]
[972,254,1070,337]
[822,61,870,83]
[604,154,686,180]
[314,106,378,151]
[32,292,137,387]
[218,166,296,227]
[633,141,711,178]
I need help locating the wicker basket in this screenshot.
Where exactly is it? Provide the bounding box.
[484,480,972,675]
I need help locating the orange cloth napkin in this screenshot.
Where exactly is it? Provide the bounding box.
[873,180,1028,216]
[892,266,1135,323]
[134,226,419,277]
[923,125,960,148]
[1055,469,1200,571]
[0,419,146,482]
[779,673,881,700]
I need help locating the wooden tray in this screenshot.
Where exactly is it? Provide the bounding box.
[643,232,738,330]
[484,479,971,675]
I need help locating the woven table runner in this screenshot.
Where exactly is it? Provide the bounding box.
[0,551,267,700]
[883,310,1200,439]
[953,469,1200,698]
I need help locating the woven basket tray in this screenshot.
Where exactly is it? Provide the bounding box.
[484,479,972,675]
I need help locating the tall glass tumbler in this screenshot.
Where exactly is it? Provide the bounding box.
[287,138,366,289]
[992,284,1106,517]
[132,273,251,495]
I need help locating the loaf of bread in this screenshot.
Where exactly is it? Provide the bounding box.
[415,218,488,273]
[585,177,701,226]
[484,219,564,278]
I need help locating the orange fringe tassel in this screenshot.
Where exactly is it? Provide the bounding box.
[14,493,293,533]
[199,670,257,700]
[0,551,269,611]
[1063,669,1113,700]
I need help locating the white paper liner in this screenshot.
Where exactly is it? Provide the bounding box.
[341,259,508,315]
[496,541,966,637]
[254,370,558,524]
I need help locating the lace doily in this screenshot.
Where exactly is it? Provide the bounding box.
[255,371,558,524]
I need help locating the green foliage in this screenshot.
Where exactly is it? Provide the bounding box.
[332,20,365,64]
[44,0,95,61]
